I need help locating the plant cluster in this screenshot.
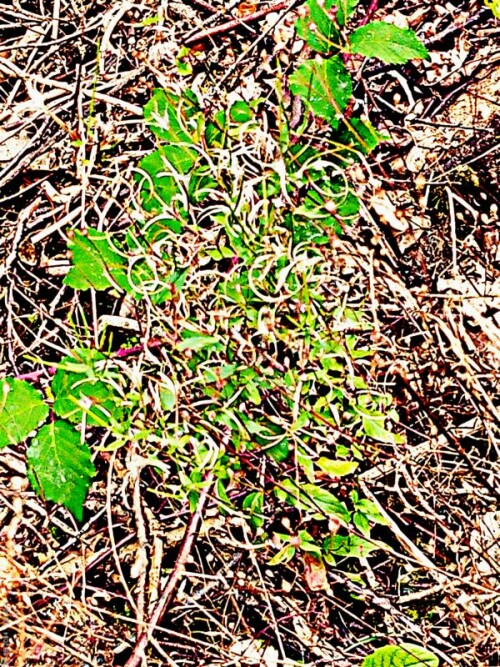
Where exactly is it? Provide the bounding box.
[0,1,442,664]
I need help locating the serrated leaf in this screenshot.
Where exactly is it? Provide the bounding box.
[0,378,49,448]
[317,457,358,477]
[289,56,352,129]
[296,0,340,54]
[64,230,130,292]
[350,22,429,65]
[27,421,96,521]
[362,643,440,667]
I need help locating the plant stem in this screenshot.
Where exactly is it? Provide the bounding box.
[15,338,169,382]
[359,0,378,26]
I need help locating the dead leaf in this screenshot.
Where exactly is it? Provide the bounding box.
[303,554,329,591]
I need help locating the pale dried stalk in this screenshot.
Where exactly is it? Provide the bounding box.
[124,471,215,667]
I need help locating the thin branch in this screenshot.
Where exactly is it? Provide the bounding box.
[124,471,215,667]
[184,0,292,45]
[187,0,220,14]
[359,0,378,27]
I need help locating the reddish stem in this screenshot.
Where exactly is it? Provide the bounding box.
[359,0,378,26]
[184,0,293,45]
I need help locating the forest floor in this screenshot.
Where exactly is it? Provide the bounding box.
[0,0,499,665]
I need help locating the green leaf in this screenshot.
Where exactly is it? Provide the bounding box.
[317,457,358,477]
[138,14,160,26]
[143,89,200,173]
[334,0,360,25]
[136,149,181,213]
[352,496,390,526]
[485,0,500,20]
[188,167,219,204]
[297,446,315,483]
[302,483,351,521]
[295,0,358,52]
[242,491,265,529]
[64,230,130,292]
[353,510,371,536]
[296,0,340,54]
[289,56,352,129]
[266,438,290,463]
[220,364,239,379]
[203,363,238,384]
[336,445,351,458]
[361,413,404,444]
[298,530,322,557]
[323,534,380,559]
[230,101,254,123]
[269,544,296,566]
[177,334,222,352]
[0,378,49,448]
[27,421,96,521]
[350,22,429,65]
[176,47,193,76]
[244,379,261,405]
[206,246,235,261]
[51,351,124,427]
[159,381,177,412]
[205,109,227,148]
[216,478,233,506]
[361,643,440,667]
[144,217,183,241]
[338,117,388,156]
[278,479,350,522]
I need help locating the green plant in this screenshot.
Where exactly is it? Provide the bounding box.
[292,0,428,118]
[0,1,427,573]
[484,0,500,19]
[1,372,96,522]
[362,643,440,666]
